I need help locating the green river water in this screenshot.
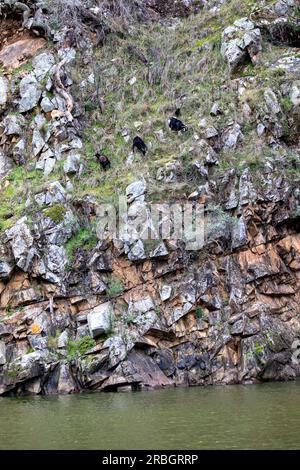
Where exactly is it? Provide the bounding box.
[0,382,300,450]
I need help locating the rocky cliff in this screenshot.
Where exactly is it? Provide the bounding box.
[0,0,300,396]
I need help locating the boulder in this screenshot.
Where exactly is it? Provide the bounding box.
[221,123,243,150]
[0,150,12,180]
[87,302,113,338]
[128,297,155,315]
[102,350,173,391]
[5,218,34,269]
[57,363,78,394]
[0,38,46,70]
[221,18,262,73]
[34,181,66,206]
[264,88,281,115]
[126,180,147,204]
[0,341,6,366]
[57,331,69,349]
[32,128,45,157]
[45,245,67,274]
[127,239,146,261]
[0,77,8,107]
[32,53,55,82]
[103,335,132,368]
[231,216,247,250]
[0,261,14,281]
[2,114,25,136]
[6,352,47,387]
[19,74,42,113]
[36,148,56,176]
[160,285,172,301]
[63,152,81,175]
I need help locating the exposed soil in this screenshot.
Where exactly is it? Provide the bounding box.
[0,19,35,53]
[0,18,46,70]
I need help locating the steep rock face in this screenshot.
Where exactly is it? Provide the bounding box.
[0,0,300,395]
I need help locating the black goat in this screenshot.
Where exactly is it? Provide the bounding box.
[168,117,188,132]
[132,136,147,156]
[96,153,111,170]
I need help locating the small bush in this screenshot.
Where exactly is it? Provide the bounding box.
[84,99,99,113]
[107,278,124,297]
[125,313,136,325]
[195,307,204,319]
[66,228,98,261]
[47,330,62,351]
[281,96,293,113]
[44,204,66,224]
[7,364,21,380]
[66,336,96,361]
[254,342,264,355]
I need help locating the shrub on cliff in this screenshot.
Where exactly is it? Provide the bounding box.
[66,336,96,361]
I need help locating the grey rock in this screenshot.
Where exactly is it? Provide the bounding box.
[234,18,255,30]
[34,181,66,206]
[64,152,81,175]
[32,128,45,157]
[210,102,222,116]
[231,217,247,250]
[271,56,300,74]
[19,74,41,113]
[221,18,262,73]
[0,150,12,180]
[154,349,176,376]
[36,148,56,176]
[274,0,294,15]
[57,363,78,394]
[156,161,181,182]
[127,239,146,261]
[128,297,155,316]
[2,114,25,135]
[264,88,281,115]
[221,123,243,150]
[40,96,55,112]
[88,302,113,338]
[0,76,8,106]
[257,123,265,136]
[57,331,69,349]
[13,139,26,164]
[28,335,48,351]
[0,324,12,339]
[149,242,169,258]
[0,341,6,365]
[160,285,172,301]
[290,82,300,106]
[239,168,257,206]
[0,261,13,281]
[169,302,193,326]
[10,351,48,383]
[76,324,90,338]
[32,53,55,82]
[58,48,76,64]
[5,218,34,268]
[205,126,218,139]
[103,335,129,368]
[45,245,67,274]
[230,318,245,335]
[126,180,146,204]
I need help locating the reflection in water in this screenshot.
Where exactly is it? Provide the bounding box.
[1,382,300,449]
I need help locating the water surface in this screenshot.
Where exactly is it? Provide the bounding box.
[1,382,300,449]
